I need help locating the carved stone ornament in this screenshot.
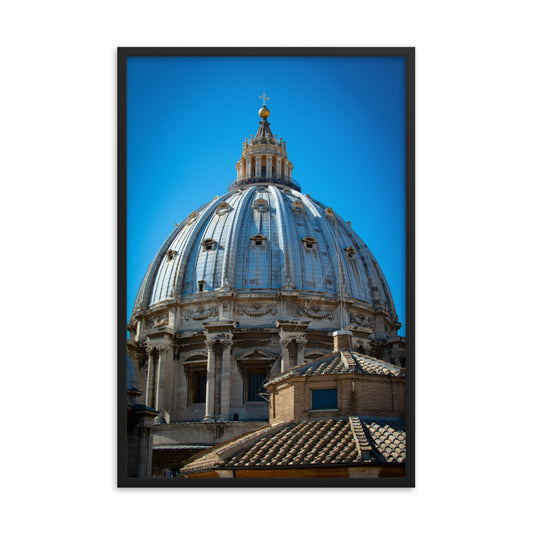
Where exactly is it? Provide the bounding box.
[236,303,278,316]
[205,333,233,350]
[297,305,333,320]
[148,313,169,328]
[350,312,371,327]
[146,343,171,357]
[184,306,218,321]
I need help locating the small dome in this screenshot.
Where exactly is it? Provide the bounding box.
[127,356,138,391]
[259,105,270,118]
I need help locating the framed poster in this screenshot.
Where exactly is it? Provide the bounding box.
[118,47,414,487]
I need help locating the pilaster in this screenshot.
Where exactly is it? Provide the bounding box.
[219,336,233,421]
[276,320,310,372]
[266,154,273,178]
[204,338,216,421]
[203,321,236,422]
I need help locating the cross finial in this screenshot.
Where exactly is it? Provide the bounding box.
[259,92,270,106]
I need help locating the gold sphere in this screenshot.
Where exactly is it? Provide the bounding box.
[259,105,270,118]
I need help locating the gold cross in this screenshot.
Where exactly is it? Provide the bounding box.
[259,92,270,106]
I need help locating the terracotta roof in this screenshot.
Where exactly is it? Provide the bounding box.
[265,351,404,386]
[181,416,405,474]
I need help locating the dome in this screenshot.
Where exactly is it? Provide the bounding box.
[127,103,405,446]
[127,102,405,470]
[132,185,397,323]
[127,355,138,391]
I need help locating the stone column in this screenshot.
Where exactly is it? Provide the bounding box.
[280,337,291,373]
[246,157,252,179]
[145,349,154,407]
[153,350,162,414]
[276,157,282,178]
[266,155,273,178]
[219,336,233,421]
[374,310,386,340]
[204,338,216,421]
[296,337,307,366]
[283,160,289,179]
[168,307,176,330]
[255,156,261,178]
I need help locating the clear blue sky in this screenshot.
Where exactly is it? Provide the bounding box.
[127,56,406,335]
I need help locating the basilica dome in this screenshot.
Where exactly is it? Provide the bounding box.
[132,182,397,323]
[127,102,405,475]
[128,104,404,438]
[131,108,399,336]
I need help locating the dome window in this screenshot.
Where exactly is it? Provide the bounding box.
[325,207,335,220]
[344,247,356,259]
[197,280,206,292]
[302,236,318,250]
[250,234,267,246]
[216,201,232,216]
[253,198,268,212]
[166,250,177,261]
[291,199,305,213]
[201,238,217,251]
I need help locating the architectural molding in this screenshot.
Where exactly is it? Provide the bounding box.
[184,306,218,321]
[297,305,333,320]
[236,303,277,316]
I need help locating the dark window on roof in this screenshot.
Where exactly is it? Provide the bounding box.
[311,388,337,410]
[198,280,205,292]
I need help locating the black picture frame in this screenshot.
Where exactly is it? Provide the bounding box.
[118,46,415,488]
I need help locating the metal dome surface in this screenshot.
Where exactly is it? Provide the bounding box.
[132,184,397,320]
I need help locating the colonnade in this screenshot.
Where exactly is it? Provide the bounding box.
[143,327,309,423]
[238,154,291,181]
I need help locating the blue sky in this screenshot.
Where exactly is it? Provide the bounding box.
[127,56,406,335]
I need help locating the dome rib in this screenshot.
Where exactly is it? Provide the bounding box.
[271,187,297,290]
[168,196,223,299]
[229,187,260,291]
[218,189,251,290]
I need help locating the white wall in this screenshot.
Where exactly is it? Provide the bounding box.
[1,1,532,532]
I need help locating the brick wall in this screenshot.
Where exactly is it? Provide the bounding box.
[269,373,405,422]
[270,383,295,423]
